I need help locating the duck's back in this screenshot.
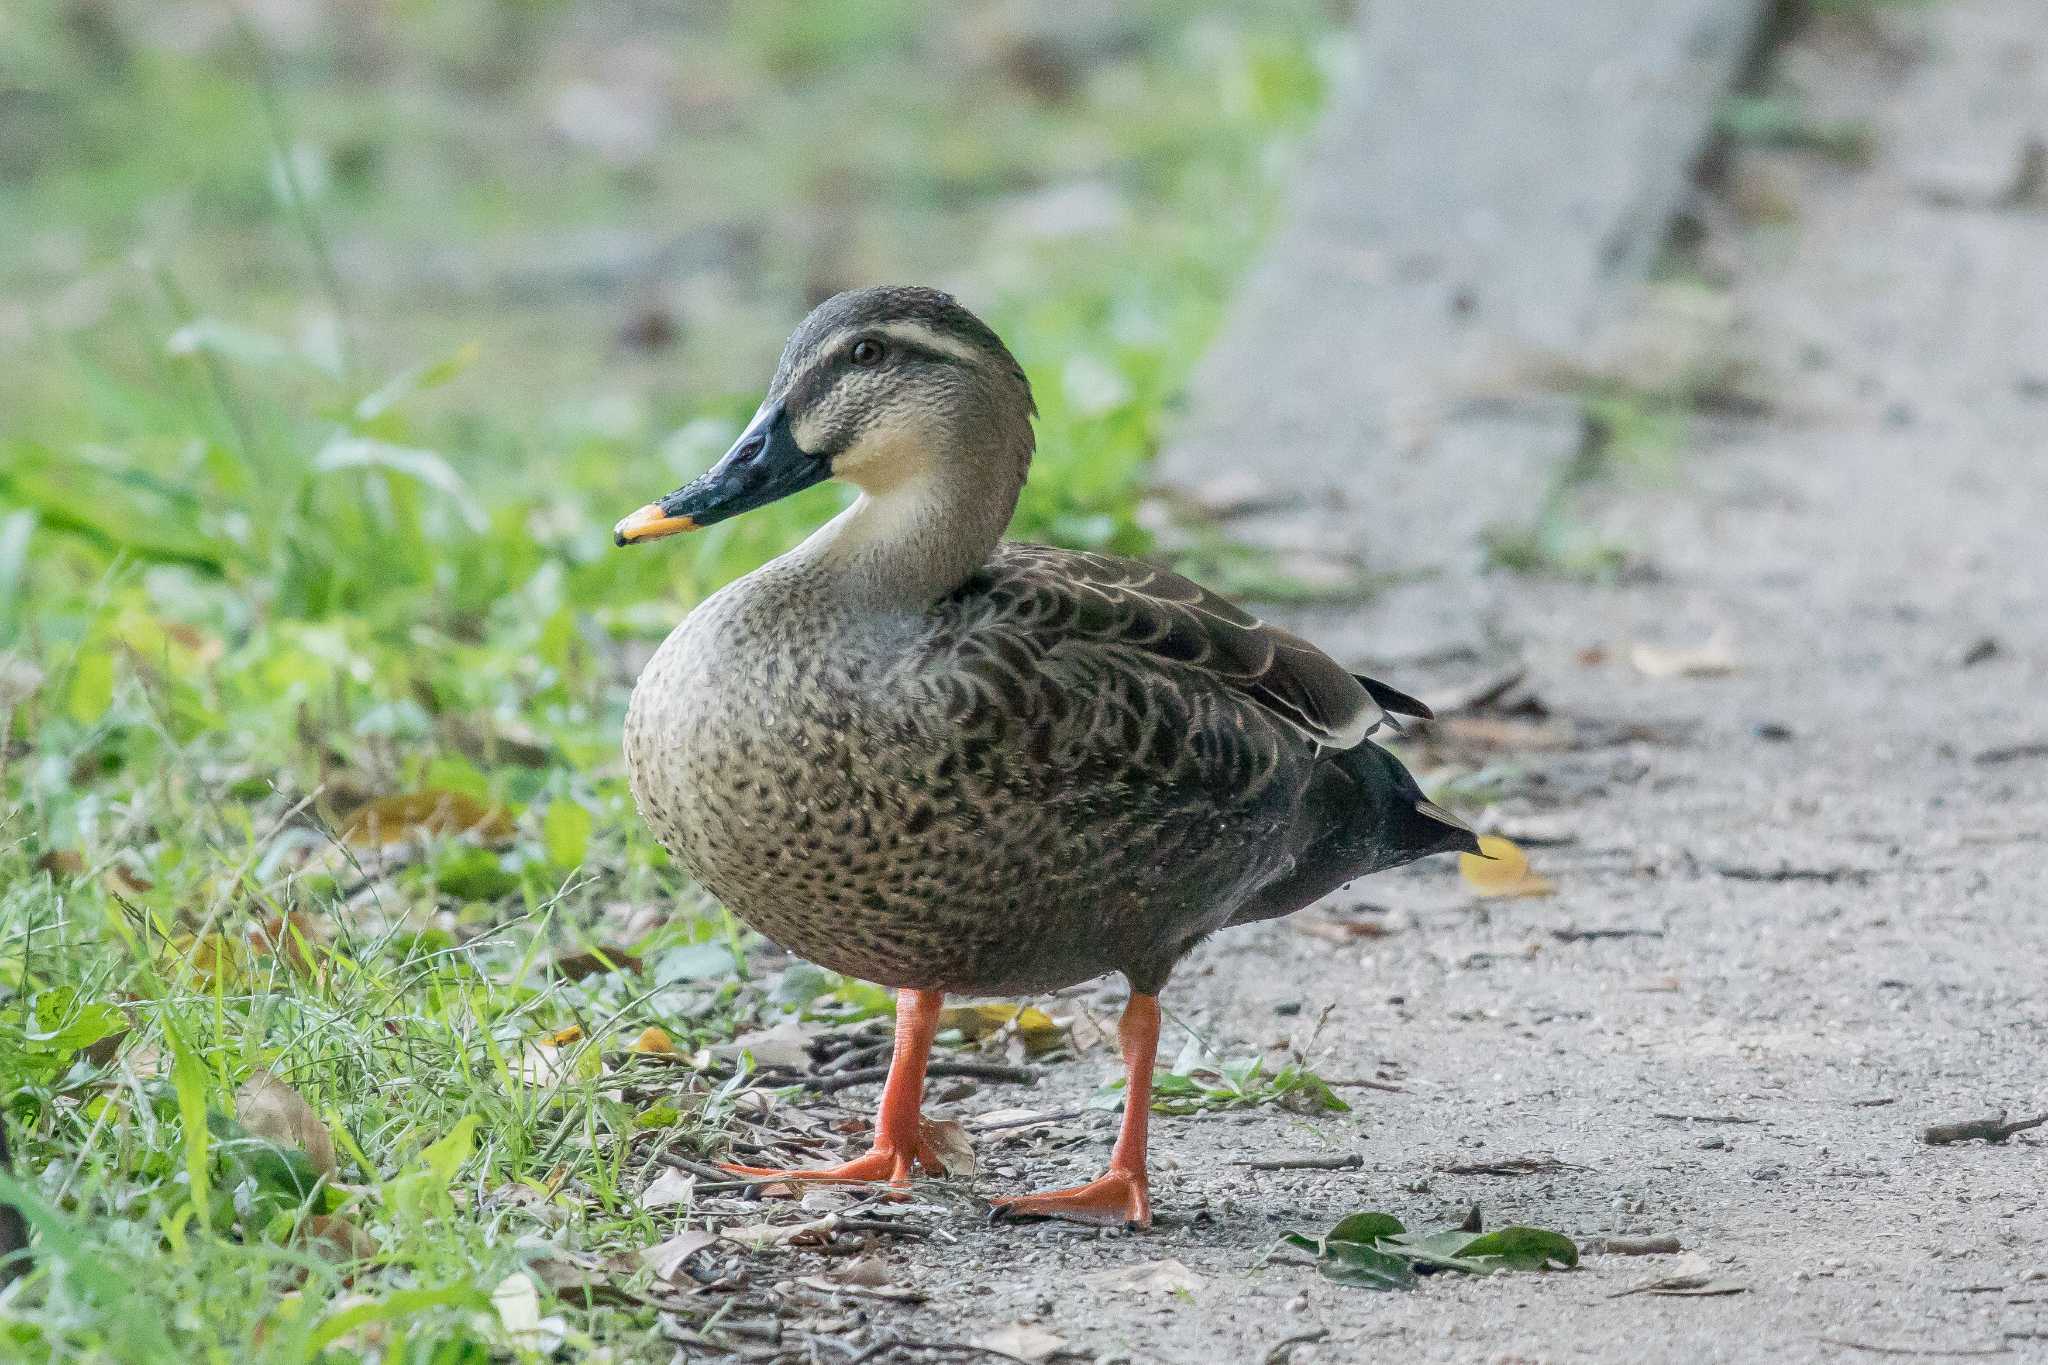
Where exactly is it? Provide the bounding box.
[625,543,1456,995]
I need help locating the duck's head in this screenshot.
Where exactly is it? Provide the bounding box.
[615,286,1036,546]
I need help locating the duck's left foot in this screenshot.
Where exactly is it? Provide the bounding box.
[988,1167,1151,1230]
[715,1127,946,1191]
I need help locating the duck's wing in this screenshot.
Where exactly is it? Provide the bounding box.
[936,543,1389,751]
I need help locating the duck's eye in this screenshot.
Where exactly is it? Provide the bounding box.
[850,338,885,368]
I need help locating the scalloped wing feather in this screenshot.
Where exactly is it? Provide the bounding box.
[948,544,1386,751]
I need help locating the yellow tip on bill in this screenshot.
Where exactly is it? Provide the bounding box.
[613,503,699,546]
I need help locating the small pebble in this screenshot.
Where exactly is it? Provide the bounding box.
[1698,1137,1725,1150]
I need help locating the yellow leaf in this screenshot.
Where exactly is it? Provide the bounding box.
[339,791,515,847]
[937,1003,1067,1056]
[545,1025,583,1047]
[630,1026,679,1056]
[1460,835,1556,899]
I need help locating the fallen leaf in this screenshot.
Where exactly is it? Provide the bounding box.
[975,1324,1068,1362]
[249,911,324,978]
[235,1069,337,1180]
[720,1214,840,1251]
[1629,632,1739,679]
[641,1229,720,1282]
[340,791,515,847]
[1081,1258,1201,1295]
[550,945,642,981]
[1612,1253,1747,1298]
[630,1026,681,1057]
[640,1168,694,1211]
[491,1271,563,1351]
[795,1274,928,1303]
[937,1002,1067,1056]
[711,1019,816,1071]
[918,1118,977,1177]
[1459,835,1555,899]
[35,850,85,878]
[297,1213,378,1263]
[529,1250,643,1307]
[1293,916,1392,943]
[826,1256,893,1288]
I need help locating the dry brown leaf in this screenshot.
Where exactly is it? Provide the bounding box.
[937,1002,1067,1056]
[711,1019,816,1071]
[719,1214,840,1251]
[550,945,643,981]
[639,1168,693,1211]
[339,791,515,847]
[919,1118,977,1177]
[1293,916,1392,944]
[297,1213,378,1263]
[35,850,85,878]
[235,1068,337,1179]
[1459,835,1555,899]
[825,1255,893,1288]
[641,1229,720,1282]
[1080,1258,1201,1295]
[1629,632,1739,680]
[250,911,324,978]
[975,1324,1069,1362]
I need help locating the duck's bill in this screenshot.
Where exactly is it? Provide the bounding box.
[613,401,829,547]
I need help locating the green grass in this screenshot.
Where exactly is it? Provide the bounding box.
[1,2,1335,1358]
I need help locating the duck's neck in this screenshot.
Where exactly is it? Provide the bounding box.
[796,458,1022,609]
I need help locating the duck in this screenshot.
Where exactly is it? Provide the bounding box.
[615,286,1478,1228]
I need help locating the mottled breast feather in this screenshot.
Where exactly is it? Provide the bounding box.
[925,543,1388,755]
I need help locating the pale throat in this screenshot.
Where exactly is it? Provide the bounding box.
[801,450,1020,607]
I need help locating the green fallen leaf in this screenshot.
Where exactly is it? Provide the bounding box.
[1281,1210,1579,1291]
[1459,1225,1580,1271]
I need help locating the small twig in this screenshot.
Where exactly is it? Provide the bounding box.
[1817,1338,2010,1357]
[1233,1152,1363,1172]
[1851,1096,1898,1108]
[835,1216,932,1239]
[653,1150,766,1193]
[1552,926,1664,942]
[1583,1235,1682,1256]
[805,1061,1037,1095]
[1440,1156,1584,1177]
[848,1341,1033,1365]
[1324,1078,1406,1094]
[1654,1113,1758,1125]
[1265,1328,1329,1365]
[970,1107,1084,1133]
[1923,1113,2046,1145]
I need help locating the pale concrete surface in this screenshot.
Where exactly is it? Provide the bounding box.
[1156,0,1769,580]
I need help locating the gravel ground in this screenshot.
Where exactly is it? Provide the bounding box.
[701,5,2048,1361]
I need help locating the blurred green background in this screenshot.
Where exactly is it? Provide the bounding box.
[0,3,1340,1357]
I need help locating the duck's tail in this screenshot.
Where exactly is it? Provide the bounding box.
[1227,739,1477,927]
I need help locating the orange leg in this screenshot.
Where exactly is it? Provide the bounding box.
[719,988,948,1189]
[989,991,1157,1229]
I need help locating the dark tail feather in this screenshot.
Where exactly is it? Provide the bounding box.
[1228,741,1476,927]
[1331,742,1481,857]
[1353,674,1434,722]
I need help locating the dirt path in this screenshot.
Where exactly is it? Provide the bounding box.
[730,6,2048,1361]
